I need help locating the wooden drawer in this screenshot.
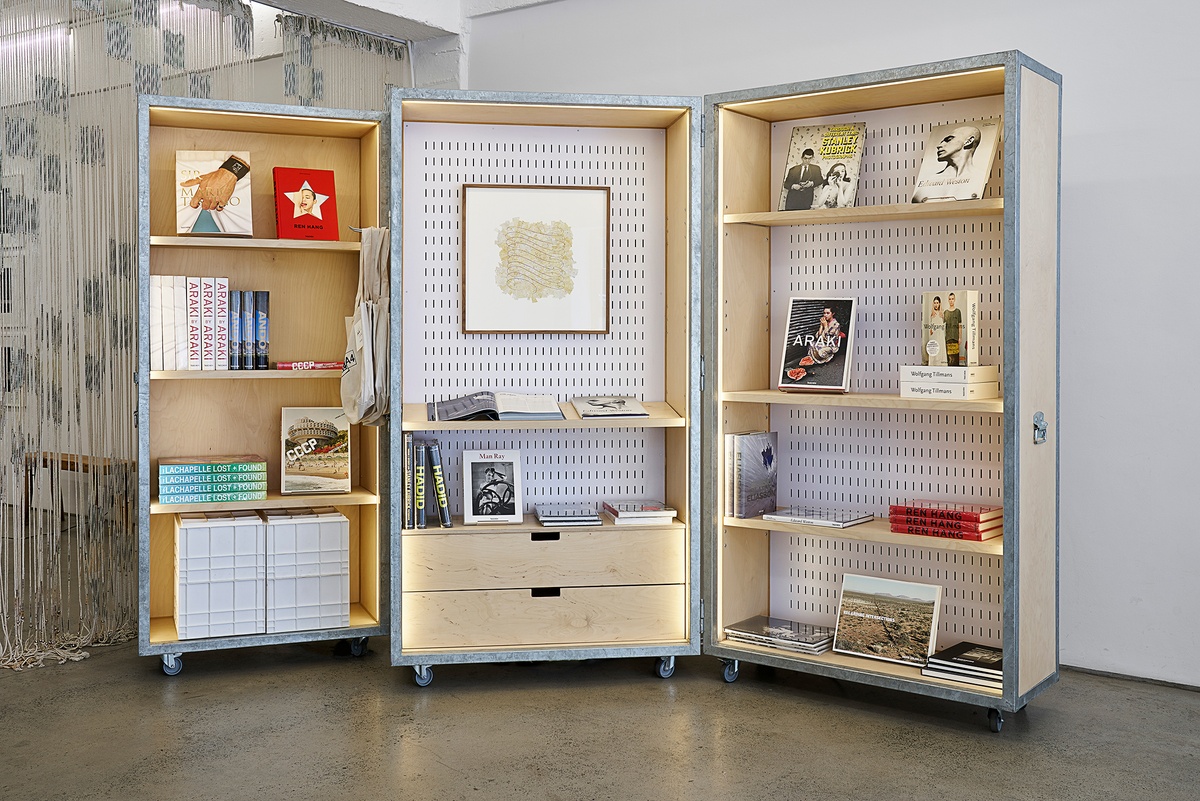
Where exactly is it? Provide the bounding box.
[402,585,686,649]
[401,527,686,591]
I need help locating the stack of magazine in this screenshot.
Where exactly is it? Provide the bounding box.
[921,641,1003,689]
[534,503,602,527]
[723,614,833,655]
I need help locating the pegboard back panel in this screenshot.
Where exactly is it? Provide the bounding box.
[401,122,667,404]
[770,533,1003,648]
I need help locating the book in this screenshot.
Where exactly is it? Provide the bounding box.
[158,455,267,475]
[274,361,344,371]
[777,122,867,211]
[427,391,564,422]
[402,431,415,530]
[729,431,777,519]
[175,150,253,236]
[186,276,202,370]
[149,275,164,371]
[201,277,216,370]
[889,522,1002,541]
[159,470,268,486]
[414,442,427,529]
[158,490,268,504]
[898,364,999,384]
[240,290,255,370]
[724,615,834,649]
[227,288,241,370]
[899,381,998,400]
[920,667,1003,689]
[535,503,602,522]
[427,440,453,528]
[214,278,229,371]
[161,276,178,371]
[159,480,268,495]
[926,641,1003,676]
[254,290,269,370]
[911,118,1001,203]
[463,450,523,525]
[273,166,339,241]
[601,500,676,518]
[888,500,1003,524]
[888,514,1002,533]
[762,507,874,528]
[920,289,980,367]
[833,573,942,667]
[601,511,677,526]
[569,395,649,418]
[777,297,855,392]
[281,407,351,495]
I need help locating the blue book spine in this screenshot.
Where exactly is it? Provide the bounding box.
[254,290,269,370]
[228,289,241,370]
[240,290,255,370]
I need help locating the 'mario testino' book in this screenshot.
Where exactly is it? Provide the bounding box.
[273,167,339,241]
[175,150,253,236]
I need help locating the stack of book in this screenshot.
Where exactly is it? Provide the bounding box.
[921,641,1003,689]
[898,364,1000,400]
[402,434,453,529]
[888,499,1003,542]
[723,615,833,655]
[601,499,676,526]
[158,454,268,504]
[534,503,602,527]
[148,277,271,372]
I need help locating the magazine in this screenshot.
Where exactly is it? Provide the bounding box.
[778,122,867,211]
[911,118,1001,203]
[427,391,564,422]
[833,573,941,667]
[570,395,648,418]
[777,297,855,392]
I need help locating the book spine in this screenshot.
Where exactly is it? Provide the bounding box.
[890,514,996,532]
[724,433,734,517]
[240,290,255,369]
[732,435,746,518]
[157,490,269,504]
[274,361,345,370]
[160,276,177,371]
[889,522,999,541]
[214,277,229,371]
[159,470,269,485]
[887,504,996,523]
[427,440,454,528]
[159,480,268,495]
[897,365,999,383]
[254,290,269,370]
[149,275,164,372]
[159,461,269,475]
[172,277,188,370]
[201,276,216,370]
[965,292,980,367]
[403,432,414,530]
[899,381,998,400]
[227,288,241,370]
[186,276,202,370]
[414,443,427,529]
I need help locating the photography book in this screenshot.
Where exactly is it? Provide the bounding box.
[414,442,427,529]
[281,407,351,495]
[273,166,339,241]
[777,297,855,392]
[833,573,942,667]
[535,503,602,527]
[727,431,777,519]
[762,507,874,528]
[920,289,980,367]
[428,391,564,422]
[569,395,649,418]
[601,500,676,519]
[910,118,1001,203]
[899,381,998,400]
[724,615,834,653]
[889,522,1002,542]
[777,122,867,211]
[888,513,1002,533]
[159,455,267,475]
[175,150,253,236]
[888,500,1003,524]
[463,450,523,524]
[926,641,1003,676]
[426,440,453,528]
[898,364,999,384]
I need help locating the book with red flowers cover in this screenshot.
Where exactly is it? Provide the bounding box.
[888,500,1002,523]
[888,514,1003,533]
[890,522,1002,541]
[273,167,339,241]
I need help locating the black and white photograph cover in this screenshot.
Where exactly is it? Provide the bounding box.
[462,450,523,525]
[777,122,868,211]
[777,297,855,392]
[910,118,1001,203]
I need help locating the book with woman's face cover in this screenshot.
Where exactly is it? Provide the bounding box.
[921,289,980,367]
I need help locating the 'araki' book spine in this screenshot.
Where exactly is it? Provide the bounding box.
[240,290,255,370]
[227,288,241,370]
[149,275,164,371]
[428,440,454,528]
[414,443,427,529]
[214,277,229,371]
[201,276,216,370]
[186,276,203,370]
[890,522,1001,541]
[254,290,269,370]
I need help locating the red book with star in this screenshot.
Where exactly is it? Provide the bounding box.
[272,167,339,241]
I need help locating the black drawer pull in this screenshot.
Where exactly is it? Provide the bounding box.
[531,531,560,541]
[530,587,561,598]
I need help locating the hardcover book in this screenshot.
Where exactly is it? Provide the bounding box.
[158,489,268,504]
[273,167,339,241]
[161,275,179,371]
[889,522,1002,541]
[535,503,602,524]
[428,391,564,422]
[919,667,1002,690]
[227,288,241,370]
[888,500,1003,524]
[601,500,676,518]
[898,364,999,384]
[926,641,1003,675]
[158,455,268,475]
[414,442,427,529]
[463,450,523,525]
[778,122,867,211]
[175,150,253,236]
[724,615,834,648]
[159,471,268,486]
[427,440,454,528]
[402,431,415,530]
[920,289,980,367]
[761,507,873,528]
[149,275,164,371]
[728,431,777,519]
[281,407,351,495]
[201,276,216,370]
[833,573,942,667]
[899,381,998,400]
[888,513,1002,533]
[240,290,255,370]
[186,276,202,370]
[777,297,855,392]
[214,278,229,371]
[569,395,649,418]
[254,290,269,370]
[910,118,1001,203]
[159,480,268,495]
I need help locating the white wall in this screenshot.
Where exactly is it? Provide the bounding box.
[465,0,1200,687]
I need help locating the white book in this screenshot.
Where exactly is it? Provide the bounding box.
[186,276,203,371]
[201,277,216,370]
[149,275,164,372]
[160,276,177,371]
[173,277,188,370]
[899,364,999,384]
[214,278,229,371]
[900,381,999,400]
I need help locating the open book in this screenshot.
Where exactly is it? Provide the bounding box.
[427,391,564,422]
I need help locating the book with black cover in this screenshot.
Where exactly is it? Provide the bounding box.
[414,443,427,529]
[724,615,834,647]
[427,440,453,528]
[926,641,1003,675]
[777,297,855,392]
[402,432,414,530]
[919,667,1002,689]
[428,391,564,421]
[569,395,649,418]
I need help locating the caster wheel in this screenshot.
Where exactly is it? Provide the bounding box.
[655,656,675,679]
[988,708,1004,733]
[722,660,739,683]
[414,665,434,687]
[161,654,183,676]
[349,637,369,658]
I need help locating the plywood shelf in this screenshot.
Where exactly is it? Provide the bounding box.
[148,603,380,645]
[403,513,684,535]
[150,487,379,514]
[720,389,1003,414]
[150,369,340,380]
[150,235,361,251]
[722,198,1003,227]
[723,516,1003,555]
[402,401,687,431]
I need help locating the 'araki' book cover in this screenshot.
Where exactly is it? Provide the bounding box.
[273,167,339,241]
[777,297,855,392]
[176,151,253,236]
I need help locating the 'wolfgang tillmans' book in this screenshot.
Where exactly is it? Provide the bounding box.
[281,407,351,495]
[833,573,942,667]
[910,118,1001,203]
[777,297,855,392]
[273,166,340,241]
[428,391,564,422]
[778,122,867,211]
[175,150,253,236]
[899,381,999,401]
[920,289,980,367]
[570,395,649,418]
[729,431,777,519]
[898,365,999,384]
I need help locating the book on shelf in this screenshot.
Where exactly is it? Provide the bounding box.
[888,500,1003,524]
[920,289,980,368]
[158,455,268,475]
[414,442,427,529]
[158,489,268,504]
[727,431,777,519]
[149,275,164,371]
[159,479,268,496]
[227,288,241,370]
[427,440,454,528]
[213,277,229,371]
[273,166,339,241]
[926,641,1003,676]
[175,150,253,236]
[898,364,999,384]
[777,122,867,211]
[723,615,834,654]
[910,118,1001,203]
[159,470,268,486]
[535,503,602,526]
[601,511,677,526]
[402,431,415,530]
[281,407,351,495]
[569,395,649,418]
[833,573,942,667]
[186,276,202,370]
[919,667,1002,690]
[172,276,187,370]
[601,500,676,519]
[889,522,1002,541]
[274,361,344,371]
[899,381,998,400]
[761,507,874,528]
[254,290,269,370]
[777,297,856,392]
[240,290,255,370]
[463,450,523,525]
[200,277,216,370]
[428,391,565,422]
[161,276,179,370]
[888,513,1002,533]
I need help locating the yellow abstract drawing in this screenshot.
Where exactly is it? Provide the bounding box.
[494,218,576,302]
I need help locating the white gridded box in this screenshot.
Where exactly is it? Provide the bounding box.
[174,511,266,640]
[265,508,350,633]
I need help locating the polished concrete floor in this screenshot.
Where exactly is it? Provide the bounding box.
[2,639,1197,801]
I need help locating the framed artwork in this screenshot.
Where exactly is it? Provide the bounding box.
[462,449,523,525]
[0,252,24,329]
[461,184,610,334]
[777,297,856,392]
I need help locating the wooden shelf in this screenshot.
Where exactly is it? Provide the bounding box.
[720,389,1003,414]
[150,369,340,381]
[150,487,379,514]
[150,235,361,252]
[148,603,379,645]
[723,516,1002,555]
[403,513,684,535]
[722,198,1003,227]
[402,401,687,431]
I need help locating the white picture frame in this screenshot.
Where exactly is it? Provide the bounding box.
[462,449,523,524]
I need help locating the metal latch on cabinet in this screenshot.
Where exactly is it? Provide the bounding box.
[1033,411,1048,444]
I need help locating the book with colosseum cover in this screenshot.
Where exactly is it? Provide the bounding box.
[281,407,351,495]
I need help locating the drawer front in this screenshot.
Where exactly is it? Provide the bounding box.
[402,585,686,649]
[402,527,686,591]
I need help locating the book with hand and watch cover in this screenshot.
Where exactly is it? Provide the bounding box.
[428,391,564,422]
[833,573,942,667]
[175,151,253,236]
[777,122,867,211]
[272,167,339,241]
[777,297,855,392]
[910,118,1001,203]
